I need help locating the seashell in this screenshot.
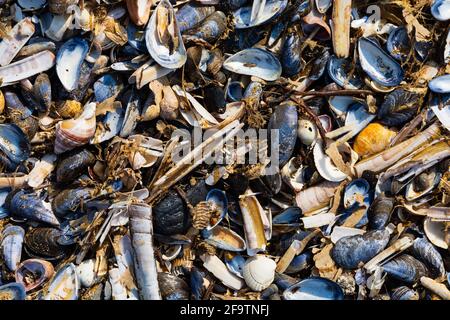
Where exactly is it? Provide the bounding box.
[44,263,79,300]
[0,90,4,114]
[378,89,420,126]
[301,212,335,229]
[202,226,246,252]
[429,74,450,93]
[176,2,215,33]
[224,253,246,279]
[0,51,55,87]
[0,18,35,67]
[120,90,141,138]
[0,283,26,300]
[94,74,124,103]
[0,124,30,172]
[313,140,355,182]
[283,277,344,300]
[424,218,448,250]
[285,251,313,274]
[127,22,147,52]
[91,109,124,144]
[56,38,89,92]
[382,254,428,284]
[27,154,57,188]
[353,123,397,157]
[242,255,276,292]
[268,101,298,167]
[343,179,372,209]
[239,190,270,256]
[327,55,363,89]
[368,195,395,230]
[126,0,153,26]
[281,159,314,192]
[48,0,79,15]
[386,27,411,61]
[391,286,419,300]
[33,73,52,114]
[153,190,189,235]
[297,119,317,146]
[1,225,25,271]
[233,0,288,29]
[281,32,303,77]
[431,0,450,21]
[272,207,302,227]
[331,0,351,58]
[6,189,59,226]
[185,11,227,43]
[411,237,445,279]
[316,0,332,13]
[17,0,47,10]
[296,181,339,213]
[358,37,404,87]
[4,91,38,140]
[76,258,99,288]
[54,102,96,154]
[15,259,54,292]
[223,48,282,82]
[24,227,66,260]
[56,149,96,184]
[200,254,245,290]
[331,229,390,269]
[158,272,189,300]
[52,187,93,218]
[405,168,441,201]
[145,0,187,69]
[57,100,82,119]
[330,227,365,244]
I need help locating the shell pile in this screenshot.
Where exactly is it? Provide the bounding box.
[0,0,448,301]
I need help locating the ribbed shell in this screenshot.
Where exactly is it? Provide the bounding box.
[54,103,96,154]
[243,255,276,291]
[382,254,428,284]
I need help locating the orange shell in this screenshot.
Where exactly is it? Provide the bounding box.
[353,123,397,157]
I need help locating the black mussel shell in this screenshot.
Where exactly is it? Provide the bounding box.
[378,89,420,126]
[390,286,419,300]
[368,195,395,230]
[286,251,313,274]
[185,179,209,207]
[153,190,190,235]
[281,32,303,77]
[382,254,428,284]
[52,188,93,218]
[158,272,190,300]
[0,283,26,300]
[0,124,30,172]
[56,149,96,184]
[24,227,67,260]
[190,267,206,300]
[331,229,390,269]
[410,237,445,279]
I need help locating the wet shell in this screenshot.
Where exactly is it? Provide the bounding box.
[411,237,445,279]
[15,259,54,292]
[158,272,190,300]
[331,229,390,269]
[283,277,344,300]
[0,283,26,300]
[353,123,397,157]
[54,103,96,154]
[391,286,419,300]
[44,263,79,300]
[242,255,277,292]
[24,227,66,260]
[378,89,420,126]
[382,254,428,284]
[1,225,25,271]
[56,149,96,184]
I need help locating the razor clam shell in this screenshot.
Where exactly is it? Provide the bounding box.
[0,18,35,67]
[0,51,55,87]
[223,48,282,81]
[358,37,404,87]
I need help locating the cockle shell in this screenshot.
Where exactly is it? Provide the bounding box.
[242,255,277,292]
[353,123,397,157]
[54,103,96,154]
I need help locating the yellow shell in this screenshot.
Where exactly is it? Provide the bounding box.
[353,123,396,157]
[57,100,82,119]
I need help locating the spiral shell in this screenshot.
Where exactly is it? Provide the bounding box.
[353,123,396,157]
[243,255,277,292]
[54,103,96,154]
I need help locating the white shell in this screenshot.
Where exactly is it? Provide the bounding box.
[313,141,347,182]
[281,158,307,192]
[301,212,335,229]
[242,255,276,292]
[297,119,318,145]
[76,259,97,288]
[424,218,448,250]
[44,263,79,300]
[429,74,450,93]
[330,226,365,244]
[27,153,57,188]
[200,254,244,290]
[431,0,450,21]
[1,225,25,271]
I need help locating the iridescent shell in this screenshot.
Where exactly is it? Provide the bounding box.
[353,123,396,158]
[54,103,96,154]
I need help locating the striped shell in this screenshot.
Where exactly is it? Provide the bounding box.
[353,123,396,157]
[242,255,276,291]
[54,103,96,154]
